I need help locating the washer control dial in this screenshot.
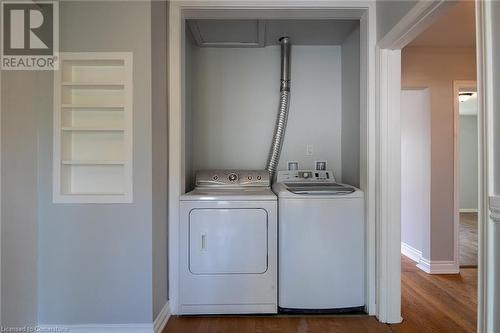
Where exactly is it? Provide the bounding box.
[228,173,238,182]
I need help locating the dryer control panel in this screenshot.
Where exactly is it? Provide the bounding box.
[276,170,336,183]
[195,170,270,188]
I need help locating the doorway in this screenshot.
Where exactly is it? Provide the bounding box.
[454,81,479,269]
[394,1,479,332]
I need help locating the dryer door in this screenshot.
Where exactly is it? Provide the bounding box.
[189,208,268,274]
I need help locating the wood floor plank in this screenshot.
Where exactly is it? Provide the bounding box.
[390,256,477,333]
[403,272,476,329]
[163,256,477,333]
[460,212,478,267]
[164,316,393,333]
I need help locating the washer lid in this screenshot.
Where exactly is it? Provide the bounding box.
[180,188,277,201]
[273,182,364,198]
[284,183,356,195]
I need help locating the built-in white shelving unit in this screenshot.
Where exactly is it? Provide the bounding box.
[53,52,133,203]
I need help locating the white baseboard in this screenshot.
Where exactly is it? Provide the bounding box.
[38,303,171,333]
[154,302,171,333]
[38,324,153,333]
[416,258,460,274]
[402,243,460,274]
[459,208,478,213]
[401,242,422,262]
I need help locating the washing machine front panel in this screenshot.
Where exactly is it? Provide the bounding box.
[189,208,268,274]
[278,196,365,310]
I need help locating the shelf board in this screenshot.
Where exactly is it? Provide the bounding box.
[62,160,125,165]
[61,127,124,132]
[62,82,125,88]
[62,104,124,110]
[62,192,125,196]
[61,59,125,67]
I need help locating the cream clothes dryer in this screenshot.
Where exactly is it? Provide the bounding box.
[179,170,277,315]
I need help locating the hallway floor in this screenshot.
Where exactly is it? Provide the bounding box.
[460,212,478,267]
[390,256,477,333]
[164,257,477,333]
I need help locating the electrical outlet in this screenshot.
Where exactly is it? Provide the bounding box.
[306,144,314,156]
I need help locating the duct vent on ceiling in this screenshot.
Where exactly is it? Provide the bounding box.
[188,20,265,48]
[187,19,360,47]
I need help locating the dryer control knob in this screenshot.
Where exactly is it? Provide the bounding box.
[228,173,238,182]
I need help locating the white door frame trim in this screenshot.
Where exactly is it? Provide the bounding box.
[476,1,494,332]
[378,0,455,50]
[376,47,402,323]
[452,80,477,272]
[168,0,377,317]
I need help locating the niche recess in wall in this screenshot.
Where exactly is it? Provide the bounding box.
[53,52,133,203]
[183,19,361,189]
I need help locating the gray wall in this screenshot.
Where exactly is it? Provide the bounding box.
[187,45,343,185]
[341,26,360,188]
[37,1,153,324]
[1,71,40,326]
[151,0,168,320]
[459,115,478,210]
[376,0,419,41]
[400,89,431,259]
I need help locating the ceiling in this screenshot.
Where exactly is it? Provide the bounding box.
[408,1,476,48]
[187,19,359,47]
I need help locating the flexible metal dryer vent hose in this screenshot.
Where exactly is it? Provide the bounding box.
[266,37,291,179]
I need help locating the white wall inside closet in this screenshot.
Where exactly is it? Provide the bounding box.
[341,26,361,188]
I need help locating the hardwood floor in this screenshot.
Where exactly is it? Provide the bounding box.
[165,315,393,333]
[460,212,478,267]
[390,256,477,333]
[163,256,477,333]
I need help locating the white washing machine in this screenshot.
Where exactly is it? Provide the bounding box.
[273,170,365,313]
[179,170,277,315]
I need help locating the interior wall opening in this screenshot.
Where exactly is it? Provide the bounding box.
[169,4,377,318]
[397,1,478,332]
[456,83,479,269]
